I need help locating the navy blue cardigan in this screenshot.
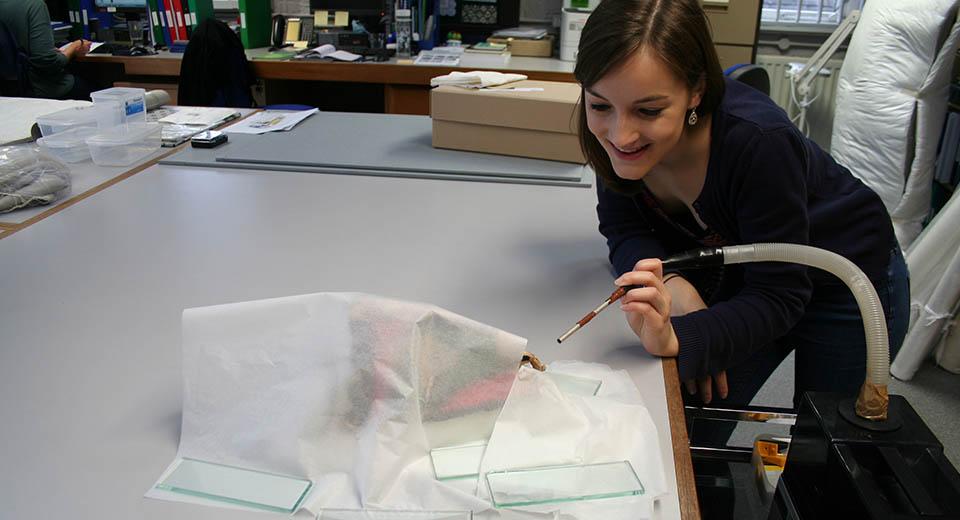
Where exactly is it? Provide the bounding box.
[596,78,896,381]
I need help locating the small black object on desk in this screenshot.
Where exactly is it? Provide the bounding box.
[191,130,228,149]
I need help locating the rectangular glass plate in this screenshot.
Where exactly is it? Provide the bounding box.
[430,442,487,480]
[317,510,472,520]
[486,460,644,508]
[547,372,602,396]
[155,457,312,513]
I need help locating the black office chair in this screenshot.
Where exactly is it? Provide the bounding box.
[0,21,31,97]
[725,63,771,97]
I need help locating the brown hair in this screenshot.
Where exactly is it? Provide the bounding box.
[574,0,725,193]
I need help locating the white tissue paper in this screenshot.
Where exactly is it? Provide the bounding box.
[429,71,528,89]
[147,293,667,519]
[149,292,524,513]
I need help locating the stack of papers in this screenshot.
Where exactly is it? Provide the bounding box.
[150,106,242,147]
[59,40,106,53]
[294,44,361,62]
[254,50,297,60]
[223,109,318,135]
[414,46,464,66]
[429,71,527,89]
[158,108,240,126]
[492,26,549,39]
[465,42,508,54]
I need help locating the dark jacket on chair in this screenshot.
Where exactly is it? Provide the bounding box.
[177,19,255,107]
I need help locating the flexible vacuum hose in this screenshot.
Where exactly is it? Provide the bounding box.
[663,243,890,421]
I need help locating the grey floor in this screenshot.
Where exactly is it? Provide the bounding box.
[731,353,960,466]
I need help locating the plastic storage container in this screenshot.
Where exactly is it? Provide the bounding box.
[91,87,147,123]
[86,123,162,166]
[36,104,121,137]
[36,127,92,163]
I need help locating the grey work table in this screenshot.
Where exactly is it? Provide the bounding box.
[0,145,170,226]
[0,162,689,519]
[161,112,592,187]
[0,107,258,231]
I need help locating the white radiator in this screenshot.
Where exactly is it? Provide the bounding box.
[755,54,845,151]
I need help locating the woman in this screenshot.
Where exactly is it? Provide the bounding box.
[0,0,92,99]
[576,0,909,417]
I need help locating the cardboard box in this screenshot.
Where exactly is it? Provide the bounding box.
[486,35,554,57]
[431,80,586,164]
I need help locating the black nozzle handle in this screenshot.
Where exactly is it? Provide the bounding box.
[661,247,725,270]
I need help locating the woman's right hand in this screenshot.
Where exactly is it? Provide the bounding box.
[60,40,91,61]
[615,258,679,357]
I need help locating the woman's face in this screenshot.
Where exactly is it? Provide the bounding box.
[584,47,701,181]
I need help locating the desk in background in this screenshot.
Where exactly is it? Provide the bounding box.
[79,42,755,116]
[78,50,576,115]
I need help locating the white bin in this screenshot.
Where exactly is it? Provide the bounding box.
[36,104,121,137]
[37,127,92,163]
[86,123,162,166]
[91,87,147,123]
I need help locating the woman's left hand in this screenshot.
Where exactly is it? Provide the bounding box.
[685,371,729,404]
[615,258,679,357]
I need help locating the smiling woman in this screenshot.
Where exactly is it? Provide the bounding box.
[575,0,724,193]
[572,0,910,443]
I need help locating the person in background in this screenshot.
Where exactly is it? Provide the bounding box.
[574,0,910,438]
[0,0,94,100]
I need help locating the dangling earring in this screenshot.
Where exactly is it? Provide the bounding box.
[688,107,699,126]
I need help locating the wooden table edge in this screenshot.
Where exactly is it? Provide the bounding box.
[663,356,701,519]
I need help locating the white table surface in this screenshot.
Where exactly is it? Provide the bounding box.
[0,145,170,225]
[0,160,681,519]
[0,108,257,227]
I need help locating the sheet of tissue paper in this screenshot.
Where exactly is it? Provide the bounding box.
[147,293,667,519]
[150,292,526,513]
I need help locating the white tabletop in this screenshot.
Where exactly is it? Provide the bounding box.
[0,161,680,518]
[0,107,257,227]
[0,145,169,225]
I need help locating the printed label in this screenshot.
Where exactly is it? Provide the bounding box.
[125,99,145,117]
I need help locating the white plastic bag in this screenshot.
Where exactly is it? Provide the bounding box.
[0,146,71,213]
